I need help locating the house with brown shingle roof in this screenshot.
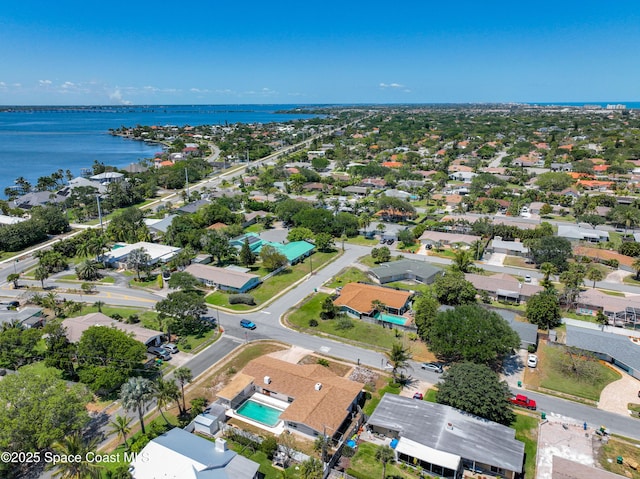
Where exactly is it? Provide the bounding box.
[333,282,413,317]
[465,273,543,303]
[216,356,363,439]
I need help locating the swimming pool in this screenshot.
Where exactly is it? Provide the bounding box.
[236,399,284,427]
[374,311,408,326]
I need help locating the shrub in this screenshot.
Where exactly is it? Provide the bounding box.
[602,259,619,269]
[111,313,123,321]
[229,294,256,305]
[335,317,354,330]
[129,434,150,453]
[260,436,278,459]
[190,397,208,418]
[342,446,356,458]
[317,358,330,367]
[527,344,537,353]
[308,319,319,327]
[127,314,139,324]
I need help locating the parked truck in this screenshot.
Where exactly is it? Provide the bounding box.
[509,394,537,410]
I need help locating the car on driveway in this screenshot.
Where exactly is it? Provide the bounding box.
[147,346,171,361]
[527,354,538,368]
[164,343,179,354]
[524,275,532,283]
[240,319,256,330]
[413,392,424,400]
[420,362,443,373]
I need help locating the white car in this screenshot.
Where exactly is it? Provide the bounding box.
[164,343,179,354]
[527,354,538,368]
[524,275,532,283]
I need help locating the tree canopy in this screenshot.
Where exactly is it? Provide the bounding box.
[526,290,561,330]
[529,236,572,271]
[436,362,515,425]
[427,304,520,365]
[432,270,477,305]
[0,365,91,459]
[76,326,148,394]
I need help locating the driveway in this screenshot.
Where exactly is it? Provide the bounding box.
[485,252,506,266]
[598,371,640,416]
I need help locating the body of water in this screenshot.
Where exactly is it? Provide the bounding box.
[0,105,320,197]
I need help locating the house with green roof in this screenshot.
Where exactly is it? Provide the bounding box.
[259,240,315,264]
[229,232,264,252]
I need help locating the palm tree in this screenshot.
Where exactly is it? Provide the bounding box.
[375,445,395,479]
[89,235,109,262]
[76,260,100,281]
[47,433,102,479]
[585,266,604,288]
[34,265,49,289]
[155,378,180,425]
[540,262,557,289]
[299,457,323,479]
[386,342,412,381]
[452,249,474,273]
[93,300,105,313]
[119,377,156,435]
[174,367,193,416]
[7,273,19,289]
[108,414,132,450]
[633,257,640,280]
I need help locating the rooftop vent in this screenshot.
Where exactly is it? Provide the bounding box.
[264,376,271,385]
[446,422,453,431]
[315,382,323,391]
[215,438,228,452]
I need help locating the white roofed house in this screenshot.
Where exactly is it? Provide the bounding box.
[557,224,609,243]
[90,171,124,184]
[103,242,181,269]
[130,427,260,479]
[487,237,529,257]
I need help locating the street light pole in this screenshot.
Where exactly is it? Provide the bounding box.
[96,195,103,233]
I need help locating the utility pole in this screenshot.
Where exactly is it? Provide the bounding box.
[96,195,103,233]
[185,167,190,200]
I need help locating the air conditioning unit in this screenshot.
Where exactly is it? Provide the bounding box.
[315,382,322,391]
[264,376,271,384]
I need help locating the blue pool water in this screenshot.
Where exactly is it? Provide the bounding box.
[236,399,283,427]
[374,311,408,326]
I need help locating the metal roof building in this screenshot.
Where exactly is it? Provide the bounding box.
[130,427,260,478]
[565,325,640,380]
[367,394,524,479]
[369,258,443,285]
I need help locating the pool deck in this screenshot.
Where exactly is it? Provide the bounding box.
[226,392,289,435]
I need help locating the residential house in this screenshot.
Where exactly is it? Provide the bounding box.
[367,394,524,479]
[62,312,164,347]
[302,182,326,192]
[465,273,543,303]
[557,225,609,243]
[487,237,529,257]
[369,259,443,285]
[90,172,124,184]
[0,307,44,329]
[130,428,260,479]
[177,199,211,214]
[143,215,177,237]
[360,178,387,188]
[384,189,412,200]
[419,231,481,248]
[103,242,182,268]
[343,185,369,196]
[184,264,261,293]
[573,246,634,272]
[565,325,640,380]
[12,191,65,209]
[550,163,573,172]
[242,210,269,227]
[216,356,363,439]
[333,282,413,317]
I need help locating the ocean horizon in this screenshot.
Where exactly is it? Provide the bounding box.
[2,102,638,199]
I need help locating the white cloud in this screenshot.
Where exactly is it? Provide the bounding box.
[38,79,52,87]
[379,82,405,89]
[109,88,132,105]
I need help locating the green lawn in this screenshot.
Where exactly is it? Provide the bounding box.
[206,251,338,309]
[347,442,416,479]
[346,236,380,246]
[513,414,539,479]
[326,267,370,289]
[539,344,622,401]
[357,253,401,268]
[57,274,115,284]
[70,304,159,323]
[287,293,409,351]
[226,441,301,478]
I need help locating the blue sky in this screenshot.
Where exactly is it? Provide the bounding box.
[1,1,639,105]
